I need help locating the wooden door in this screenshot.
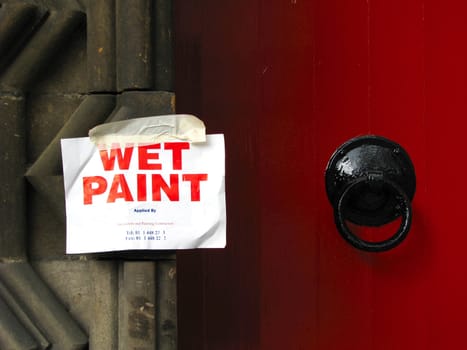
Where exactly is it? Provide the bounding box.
[175,0,466,349]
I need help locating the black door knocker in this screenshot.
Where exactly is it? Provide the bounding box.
[325,135,416,252]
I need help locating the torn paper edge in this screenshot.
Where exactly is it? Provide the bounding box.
[89,114,206,148]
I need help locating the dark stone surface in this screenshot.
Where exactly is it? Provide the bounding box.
[0,1,177,348]
[0,262,88,349]
[0,95,27,259]
[86,0,116,92]
[0,292,39,350]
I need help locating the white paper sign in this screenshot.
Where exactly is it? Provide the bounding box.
[61,135,226,254]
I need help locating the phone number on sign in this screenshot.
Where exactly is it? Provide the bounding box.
[125,229,167,241]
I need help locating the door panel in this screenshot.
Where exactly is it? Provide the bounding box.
[175,0,467,349]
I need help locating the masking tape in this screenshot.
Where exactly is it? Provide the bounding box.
[89,114,206,148]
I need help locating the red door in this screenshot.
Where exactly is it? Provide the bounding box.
[174,1,466,349]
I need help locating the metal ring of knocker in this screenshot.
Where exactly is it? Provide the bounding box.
[325,135,416,252]
[334,176,412,252]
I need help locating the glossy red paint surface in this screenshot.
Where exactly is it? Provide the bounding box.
[175,1,467,349]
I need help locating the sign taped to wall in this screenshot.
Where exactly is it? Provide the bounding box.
[61,116,226,254]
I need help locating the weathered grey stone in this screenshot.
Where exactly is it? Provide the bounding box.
[0,293,39,350]
[157,261,177,350]
[26,94,115,257]
[119,261,157,350]
[155,0,174,91]
[0,94,26,259]
[26,93,85,163]
[0,10,85,92]
[86,0,116,92]
[27,179,67,259]
[32,259,119,350]
[116,0,154,91]
[0,262,88,349]
[30,26,87,94]
[0,1,177,348]
[0,3,39,71]
[108,91,176,122]
[0,280,50,349]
